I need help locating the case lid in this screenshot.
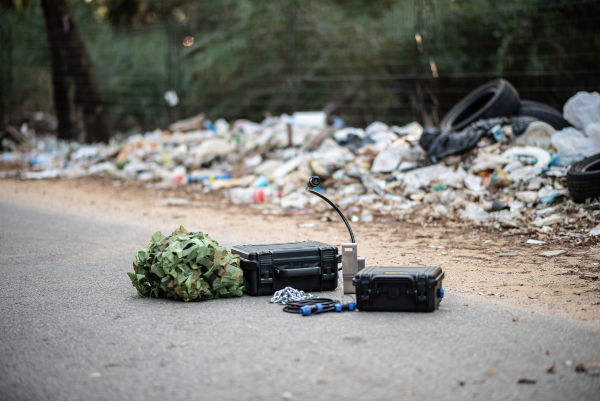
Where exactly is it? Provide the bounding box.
[231,241,336,260]
[356,266,443,280]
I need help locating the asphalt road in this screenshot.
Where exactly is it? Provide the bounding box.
[0,200,599,401]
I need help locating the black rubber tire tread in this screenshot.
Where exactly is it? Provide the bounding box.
[566,153,600,203]
[440,79,520,132]
[517,100,571,130]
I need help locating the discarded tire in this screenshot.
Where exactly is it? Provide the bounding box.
[566,153,600,203]
[440,79,520,132]
[517,100,571,130]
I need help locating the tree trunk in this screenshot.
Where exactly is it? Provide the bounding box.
[40,0,74,140]
[41,0,111,143]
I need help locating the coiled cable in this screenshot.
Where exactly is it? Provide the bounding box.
[283,298,337,314]
[282,298,356,315]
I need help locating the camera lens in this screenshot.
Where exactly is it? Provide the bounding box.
[308,176,320,188]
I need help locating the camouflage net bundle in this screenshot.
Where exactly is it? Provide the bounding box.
[128,226,244,301]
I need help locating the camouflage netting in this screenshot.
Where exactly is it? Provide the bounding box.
[128,226,244,301]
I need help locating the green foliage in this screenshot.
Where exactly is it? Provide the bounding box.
[2,0,599,129]
[72,2,169,128]
[128,226,244,302]
[178,1,407,124]
[1,3,51,113]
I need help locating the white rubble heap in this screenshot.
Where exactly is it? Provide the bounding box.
[1,95,600,236]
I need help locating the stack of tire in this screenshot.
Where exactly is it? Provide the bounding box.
[440,79,599,203]
[440,79,570,131]
[566,154,600,203]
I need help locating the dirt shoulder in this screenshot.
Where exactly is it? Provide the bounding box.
[1,177,599,327]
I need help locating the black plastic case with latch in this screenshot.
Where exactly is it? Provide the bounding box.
[231,241,339,296]
[353,266,444,312]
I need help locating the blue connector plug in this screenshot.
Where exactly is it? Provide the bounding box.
[334,302,356,312]
[300,303,324,316]
[438,288,445,299]
[300,305,312,316]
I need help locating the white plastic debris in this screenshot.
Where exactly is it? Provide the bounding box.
[3,105,598,236]
[470,152,510,172]
[88,161,115,175]
[391,121,423,138]
[333,127,365,142]
[531,214,563,227]
[215,119,230,136]
[24,169,60,179]
[292,111,326,127]
[72,146,98,161]
[438,167,467,189]
[190,138,233,164]
[432,204,448,217]
[164,90,179,107]
[460,203,490,221]
[311,139,355,169]
[230,187,279,204]
[502,146,550,169]
[464,174,483,192]
[515,191,538,204]
[563,91,600,132]
[538,186,567,204]
[272,155,305,179]
[505,165,539,183]
[371,144,418,173]
[396,165,452,194]
[366,121,390,135]
[516,121,555,148]
[540,250,566,257]
[280,191,309,209]
[551,127,600,157]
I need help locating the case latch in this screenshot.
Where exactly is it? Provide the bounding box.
[320,248,336,281]
[258,253,273,285]
[416,274,427,303]
[354,276,372,302]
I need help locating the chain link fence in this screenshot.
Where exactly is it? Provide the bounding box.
[1,0,599,133]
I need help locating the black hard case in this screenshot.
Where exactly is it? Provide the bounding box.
[353,266,444,312]
[231,241,339,296]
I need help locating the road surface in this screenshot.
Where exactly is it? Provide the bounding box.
[1,200,598,400]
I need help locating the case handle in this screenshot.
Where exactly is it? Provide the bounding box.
[276,266,321,278]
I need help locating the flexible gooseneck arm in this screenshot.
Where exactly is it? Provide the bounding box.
[306,176,355,243]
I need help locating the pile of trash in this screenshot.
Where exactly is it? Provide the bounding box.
[1,86,599,237]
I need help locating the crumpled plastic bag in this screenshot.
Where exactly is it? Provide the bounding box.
[515,121,555,148]
[421,117,535,164]
[128,226,244,301]
[460,202,490,221]
[551,126,600,157]
[563,91,600,133]
[396,164,453,194]
[371,143,422,173]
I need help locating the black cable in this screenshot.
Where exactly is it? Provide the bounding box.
[282,298,337,314]
[306,176,355,243]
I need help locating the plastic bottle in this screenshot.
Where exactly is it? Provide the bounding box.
[230,187,279,204]
[171,166,187,183]
[187,173,231,183]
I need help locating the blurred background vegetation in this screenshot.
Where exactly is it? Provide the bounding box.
[1,0,599,137]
